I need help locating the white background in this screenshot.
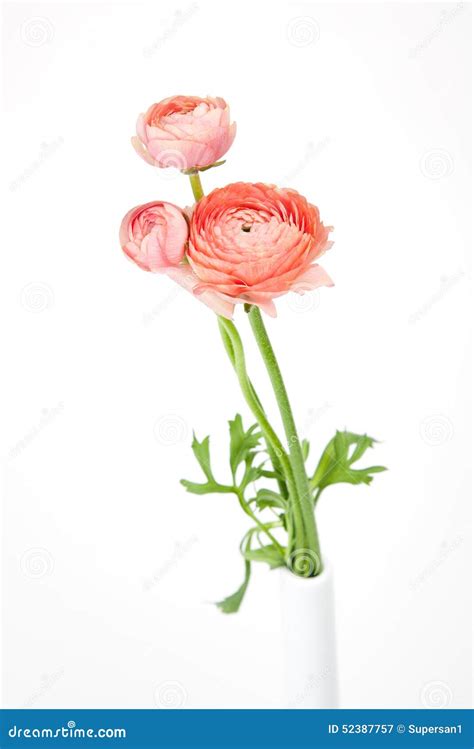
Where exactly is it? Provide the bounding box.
[1,0,471,709]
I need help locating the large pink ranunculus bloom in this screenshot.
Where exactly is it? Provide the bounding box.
[119,201,235,318]
[187,183,334,317]
[132,96,236,171]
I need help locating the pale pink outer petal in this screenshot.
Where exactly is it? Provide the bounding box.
[145,139,214,170]
[119,205,139,249]
[131,136,157,166]
[161,204,190,265]
[224,294,277,318]
[289,264,334,292]
[136,114,148,143]
[122,241,151,272]
[249,297,277,317]
[165,266,235,319]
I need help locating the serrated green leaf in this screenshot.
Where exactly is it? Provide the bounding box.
[216,559,251,614]
[243,544,285,569]
[190,433,214,481]
[228,414,261,480]
[311,430,387,492]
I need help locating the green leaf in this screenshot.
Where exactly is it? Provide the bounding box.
[180,479,234,496]
[216,559,251,614]
[190,433,214,481]
[181,433,234,495]
[198,159,226,173]
[253,488,287,510]
[243,544,285,569]
[228,414,262,480]
[259,469,278,479]
[302,438,310,462]
[311,430,387,491]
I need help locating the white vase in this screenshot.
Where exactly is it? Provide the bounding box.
[280,560,339,708]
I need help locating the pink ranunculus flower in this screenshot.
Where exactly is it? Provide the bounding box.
[119,201,188,272]
[119,201,235,318]
[131,96,236,171]
[187,183,334,317]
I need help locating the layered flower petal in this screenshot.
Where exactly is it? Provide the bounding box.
[165,266,236,319]
[187,182,333,315]
[119,201,188,272]
[132,95,236,171]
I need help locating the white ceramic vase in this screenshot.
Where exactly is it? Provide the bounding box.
[280,560,338,708]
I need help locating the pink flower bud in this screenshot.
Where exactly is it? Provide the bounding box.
[131,96,236,171]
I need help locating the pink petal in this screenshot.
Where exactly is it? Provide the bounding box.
[165,266,235,319]
[131,136,157,166]
[290,264,334,292]
[250,297,277,317]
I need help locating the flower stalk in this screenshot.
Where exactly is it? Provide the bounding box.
[188,172,320,573]
[188,171,204,202]
[247,305,321,569]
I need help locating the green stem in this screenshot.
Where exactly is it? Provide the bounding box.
[189,171,204,201]
[186,172,298,563]
[218,318,292,483]
[187,171,288,501]
[234,488,284,553]
[247,306,321,573]
[219,321,288,500]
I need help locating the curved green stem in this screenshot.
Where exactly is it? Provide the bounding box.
[234,487,284,553]
[247,306,321,572]
[219,321,288,500]
[186,172,303,565]
[218,318,292,480]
